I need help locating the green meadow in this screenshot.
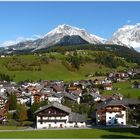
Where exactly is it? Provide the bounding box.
[0,128,139,138]
[0,52,136,82]
[103,81,140,98]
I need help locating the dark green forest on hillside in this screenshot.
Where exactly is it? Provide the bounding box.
[44,44,140,65]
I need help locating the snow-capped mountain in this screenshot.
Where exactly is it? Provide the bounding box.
[107,23,140,52]
[33,24,105,51]
[1,24,105,52]
[43,24,105,44]
[2,23,140,53]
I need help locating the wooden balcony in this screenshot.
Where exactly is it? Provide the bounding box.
[106,108,122,112]
[38,114,67,117]
[38,119,67,123]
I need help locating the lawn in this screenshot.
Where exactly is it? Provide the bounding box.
[103,81,140,98]
[0,126,26,130]
[0,128,139,138]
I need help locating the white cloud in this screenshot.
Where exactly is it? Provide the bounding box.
[0,35,41,47]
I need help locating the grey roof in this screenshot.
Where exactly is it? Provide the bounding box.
[96,99,126,110]
[17,95,30,99]
[51,93,63,98]
[69,112,87,122]
[122,98,140,105]
[35,102,71,114]
[89,92,100,98]
[96,98,140,110]
[64,93,78,100]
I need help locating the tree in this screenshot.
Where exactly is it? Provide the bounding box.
[29,100,48,121]
[16,104,28,126]
[8,93,17,110]
[81,94,93,104]
[79,103,89,114]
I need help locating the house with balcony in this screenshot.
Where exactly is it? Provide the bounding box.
[30,93,46,105]
[35,102,86,129]
[96,99,127,126]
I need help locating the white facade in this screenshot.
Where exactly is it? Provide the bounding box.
[96,111,126,126]
[94,97,101,102]
[31,95,35,105]
[48,97,62,103]
[104,86,112,91]
[77,97,80,104]
[0,88,6,93]
[36,116,86,129]
[17,97,30,104]
[106,111,126,125]
[36,116,69,129]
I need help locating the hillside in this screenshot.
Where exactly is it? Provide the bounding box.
[0,49,137,82]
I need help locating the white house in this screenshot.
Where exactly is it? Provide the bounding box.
[30,93,45,105]
[48,93,63,103]
[96,99,127,126]
[17,95,30,104]
[103,83,113,91]
[35,102,86,129]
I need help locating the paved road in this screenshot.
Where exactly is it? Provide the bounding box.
[0,125,138,132]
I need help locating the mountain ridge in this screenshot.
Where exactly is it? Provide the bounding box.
[1,23,140,53]
[1,24,105,53]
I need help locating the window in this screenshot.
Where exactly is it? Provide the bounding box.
[48,111,51,114]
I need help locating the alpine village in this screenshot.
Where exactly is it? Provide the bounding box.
[0,24,140,138]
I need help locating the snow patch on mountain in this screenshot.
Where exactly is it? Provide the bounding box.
[44,24,105,44]
[107,23,140,51]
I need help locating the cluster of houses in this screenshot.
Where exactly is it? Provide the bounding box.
[0,70,140,129]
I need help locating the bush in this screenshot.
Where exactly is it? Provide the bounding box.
[22,121,34,127]
[6,119,18,126]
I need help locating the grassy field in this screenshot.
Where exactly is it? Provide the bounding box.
[0,52,136,82]
[0,54,114,82]
[0,128,139,138]
[103,81,140,98]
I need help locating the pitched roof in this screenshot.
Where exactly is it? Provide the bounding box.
[96,98,140,110]
[35,102,71,114]
[64,92,78,100]
[51,93,63,98]
[122,98,140,105]
[96,99,126,110]
[69,112,87,122]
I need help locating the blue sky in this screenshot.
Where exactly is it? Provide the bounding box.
[0,1,140,46]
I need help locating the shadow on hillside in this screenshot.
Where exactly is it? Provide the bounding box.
[101,134,139,139]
